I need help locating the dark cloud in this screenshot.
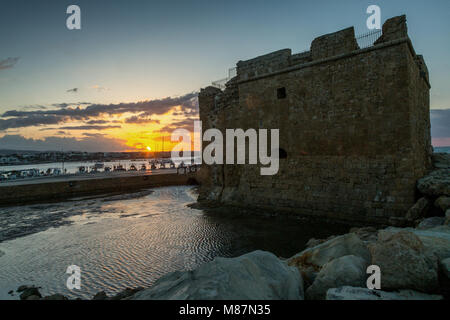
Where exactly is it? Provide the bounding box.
[431,109,450,138]
[52,102,91,108]
[21,105,48,110]
[160,118,198,132]
[82,133,106,137]
[0,115,65,130]
[124,115,160,124]
[0,134,128,152]
[58,125,121,130]
[85,120,109,125]
[0,57,19,70]
[0,92,198,130]
[66,88,78,93]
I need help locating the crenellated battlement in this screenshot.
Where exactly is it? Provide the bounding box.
[234,15,421,86]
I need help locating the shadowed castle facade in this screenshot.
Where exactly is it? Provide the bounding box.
[197,15,432,224]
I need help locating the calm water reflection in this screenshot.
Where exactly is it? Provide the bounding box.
[0,186,349,299]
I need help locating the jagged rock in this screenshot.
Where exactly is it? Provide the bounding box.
[305,235,337,249]
[288,234,370,289]
[417,169,450,197]
[388,217,408,227]
[417,217,445,229]
[26,295,41,300]
[288,233,371,271]
[445,209,450,225]
[17,285,30,292]
[381,226,450,261]
[93,291,108,300]
[110,287,144,300]
[435,196,450,212]
[439,258,450,298]
[368,230,439,292]
[326,286,443,300]
[42,294,68,300]
[440,257,450,280]
[305,238,325,249]
[130,251,303,300]
[306,255,367,300]
[19,286,42,300]
[349,227,378,243]
[405,197,430,220]
[432,153,450,169]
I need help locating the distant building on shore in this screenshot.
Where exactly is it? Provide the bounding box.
[198,15,431,225]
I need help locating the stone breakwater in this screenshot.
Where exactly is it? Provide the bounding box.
[13,154,450,300]
[0,171,197,206]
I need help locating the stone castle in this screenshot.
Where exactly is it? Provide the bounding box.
[197,15,432,224]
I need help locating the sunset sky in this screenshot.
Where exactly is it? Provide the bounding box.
[1,0,449,151]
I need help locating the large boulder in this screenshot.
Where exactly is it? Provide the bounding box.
[326,286,443,300]
[349,227,378,243]
[435,196,450,212]
[446,209,450,225]
[368,230,439,292]
[432,153,450,169]
[288,233,370,288]
[288,233,371,270]
[417,217,445,230]
[306,255,367,300]
[439,257,450,281]
[305,235,337,249]
[405,197,430,221]
[130,251,303,300]
[381,226,450,261]
[417,169,450,197]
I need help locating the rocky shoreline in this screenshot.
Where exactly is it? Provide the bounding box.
[12,153,450,300]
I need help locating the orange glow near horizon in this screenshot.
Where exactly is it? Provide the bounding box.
[1,104,200,152]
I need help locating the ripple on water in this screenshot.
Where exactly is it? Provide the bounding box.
[0,186,350,300]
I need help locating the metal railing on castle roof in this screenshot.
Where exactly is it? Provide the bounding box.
[211,67,237,89]
[211,31,382,89]
[356,29,382,49]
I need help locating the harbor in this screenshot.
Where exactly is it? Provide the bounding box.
[0,163,199,206]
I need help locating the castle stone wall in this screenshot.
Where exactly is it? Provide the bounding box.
[198,16,432,224]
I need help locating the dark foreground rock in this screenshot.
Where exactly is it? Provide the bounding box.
[326,286,443,300]
[42,294,69,300]
[19,286,42,300]
[406,197,430,220]
[432,153,450,170]
[93,287,144,300]
[417,169,450,197]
